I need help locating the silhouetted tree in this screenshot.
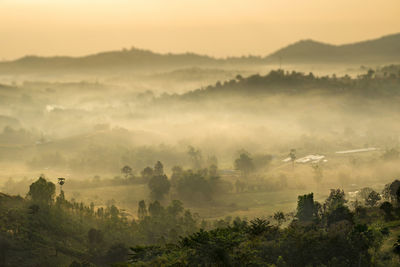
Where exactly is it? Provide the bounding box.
[28,176,56,205]
[234,153,254,178]
[138,200,148,220]
[188,146,203,170]
[121,165,133,179]
[296,193,317,222]
[154,161,164,176]
[148,175,170,200]
[380,201,393,220]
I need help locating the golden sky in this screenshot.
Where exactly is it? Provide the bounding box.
[1,0,399,60]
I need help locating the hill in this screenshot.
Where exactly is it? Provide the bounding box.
[266,33,400,64]
[0,48,264,74]
[166,67,400,101]
[0,33,399,74]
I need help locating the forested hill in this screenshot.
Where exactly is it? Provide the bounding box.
[167,67,400,100]
[266,33,400,64]
[0,33,399,73]
[0,48,265,74]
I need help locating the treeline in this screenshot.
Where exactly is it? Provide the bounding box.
[0,176,209,266]
[160,67,400,101]
[130,181,400,266]
[3,176,400,265]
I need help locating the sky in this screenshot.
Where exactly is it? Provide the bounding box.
[0,0,399,60]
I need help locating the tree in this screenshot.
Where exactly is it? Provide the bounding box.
[148,175,170,200]
[188,146,203,170]
[148,201,164,217]
[121,165,132,179]
[0,235,10,266]
[170,166,183,186]
[324,189,347,212]
[234,152,254,178]
[141,167,154,181]
[88,228,103,245]
[396,187,400,205]
[394,235,400,261]
[175,170,212,202]
[167,200,184,217]
[138,200,148,220]
[104,243,129,264]
[209,164,218,177]
[380,201,393,220]
[365,191,381,207]
[28,176,56,205]
[382,180,400,202]
[154,161,164,176]
[274,211,285,226]
[296,193,317,222]
[358,187,374,203]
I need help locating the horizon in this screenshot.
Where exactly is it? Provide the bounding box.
[3,31,400,62]
[1,0,399,60]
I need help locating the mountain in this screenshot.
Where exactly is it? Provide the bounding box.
[0,33,399,74]
[266,33,400,64]
[0,48,264,74]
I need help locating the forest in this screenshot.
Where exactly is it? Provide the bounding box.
[1,64,400,265]
[1,2,400,264]
[3,174,400,266]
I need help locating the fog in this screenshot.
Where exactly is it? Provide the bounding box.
[0,61,399,222]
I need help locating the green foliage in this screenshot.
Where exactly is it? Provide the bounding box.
[176,170,212,201]
[365,191,381,207]
[27,176,56,204]
[296,193,318,222]
[130,197,385,266]
[2,178,400,266]
[382,180,400,202]
[324,189,347,211]
[380,201,393,220]
[274,211,285,226]
[148,175,170,200]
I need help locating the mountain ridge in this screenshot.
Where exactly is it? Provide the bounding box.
[1,33,399,73]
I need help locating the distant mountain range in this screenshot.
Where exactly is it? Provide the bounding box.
[266,33,400,64]
[0,33,399,73]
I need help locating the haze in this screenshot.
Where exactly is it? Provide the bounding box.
[1,0,400,60]
[2,1,400,266]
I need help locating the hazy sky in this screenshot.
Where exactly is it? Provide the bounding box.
[1,0,399,60]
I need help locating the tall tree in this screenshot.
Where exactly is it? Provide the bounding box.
[187,146,203,170]
[154,161,164,176]
[27,176,56,205]
[148,175,170,200]
[121,165,133,179]
[234,152,254,178]
[138,200,148,220]
[296,193,317,222]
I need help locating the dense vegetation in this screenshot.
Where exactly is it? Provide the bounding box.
[3,175,400,266]
[167,67,400,101]
[1,34,400,267]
